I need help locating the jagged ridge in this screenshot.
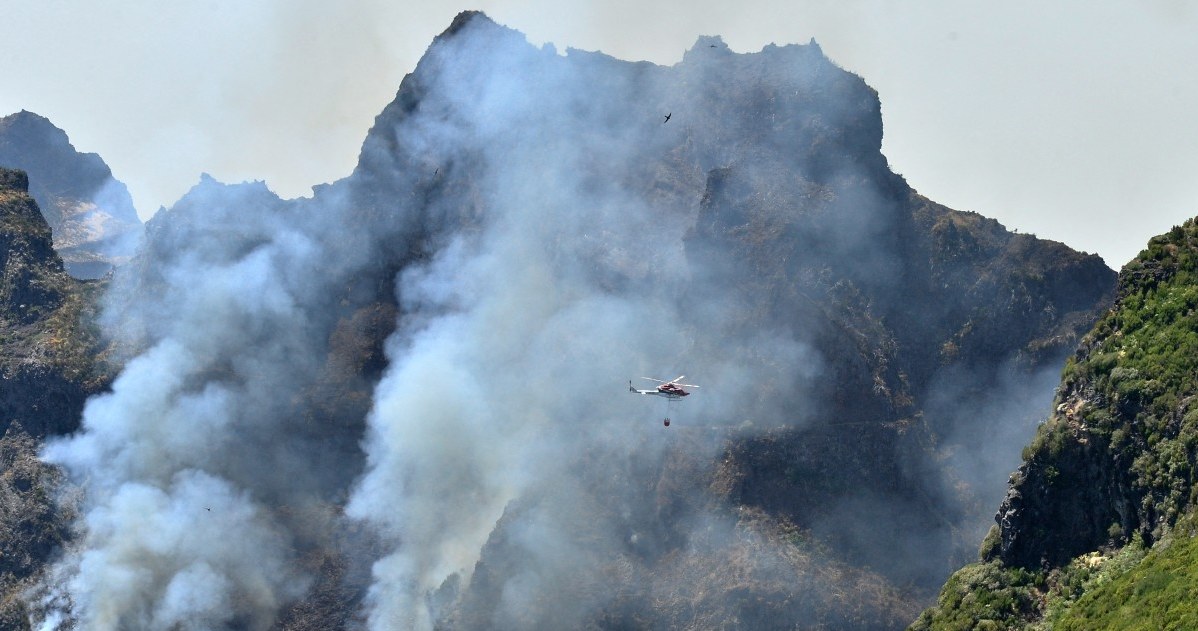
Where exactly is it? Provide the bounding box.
[0,111,142,278]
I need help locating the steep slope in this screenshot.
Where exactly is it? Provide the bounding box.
[0,168,108,436]
[25,12,1115,631]
[0,168,110,629]
[913,217,1198,629]
[0,421,75,630]
[0,111,142,278]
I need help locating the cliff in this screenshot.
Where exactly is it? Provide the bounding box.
[0,168,108,436]
[0,169,110,629]
[914,217,1198,629]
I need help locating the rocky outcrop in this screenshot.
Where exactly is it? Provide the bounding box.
[0,168,64,321]
[990,221,1198,570]
[915,218,1198,629]
[0,167,106,437]
[0,170,111,631]
[991,430,1127,569]
[0,111,142,278]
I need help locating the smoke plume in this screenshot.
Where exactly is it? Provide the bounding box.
[31,12,1105,630]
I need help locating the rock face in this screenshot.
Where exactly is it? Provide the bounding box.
[11,12,1118,631]
[0,167,105,438]
[0,111,142,278]
[0,170,109,630]
[994,222,1198,560]
[914,218,1198,629]
[0,422,74,630]
[323,13,1116,627]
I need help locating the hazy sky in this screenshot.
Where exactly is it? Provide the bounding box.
[2,0,1195,267]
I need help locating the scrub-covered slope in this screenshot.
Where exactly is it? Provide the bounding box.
[914,218,1198,630]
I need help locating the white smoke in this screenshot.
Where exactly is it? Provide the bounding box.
[341,16,830,631]
[35,174,381,628]
[41,469,298,630]
[31,12,954,630]
[30,15,725,628]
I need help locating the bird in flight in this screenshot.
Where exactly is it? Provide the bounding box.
[663,112,672,123]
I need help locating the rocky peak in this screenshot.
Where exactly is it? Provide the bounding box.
[0,167,66,320]
[0,111,142,278]
[439,10,494,38]
[350,10,889,233]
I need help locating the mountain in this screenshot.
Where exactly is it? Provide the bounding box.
[330,13,1114,628]
[913,218,1198,630]
[0,111,142,278]
[8,12,1117,630]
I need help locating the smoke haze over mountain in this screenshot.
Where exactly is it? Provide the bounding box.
[0,111,142,278]
[3,2,1196,268]
[23,12,1116,630]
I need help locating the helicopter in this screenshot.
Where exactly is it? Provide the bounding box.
[630,376,699,426]
[629,376,699,399]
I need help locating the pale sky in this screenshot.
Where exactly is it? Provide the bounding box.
[2,0,1195,267]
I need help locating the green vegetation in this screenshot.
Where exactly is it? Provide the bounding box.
[1032,532,1148,628]
[913,218,1198,629]
[1049,516,1198,629]
[909,560,1042,630]
[912,522,1160,630]
[1050,219,1198,539]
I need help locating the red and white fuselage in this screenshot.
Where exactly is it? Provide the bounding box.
[629,376,698,400]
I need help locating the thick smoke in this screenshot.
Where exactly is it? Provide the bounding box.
[341,21,818,629]
[37,173,383,628]
[30,12,1086,631]
[31,15,821,629]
